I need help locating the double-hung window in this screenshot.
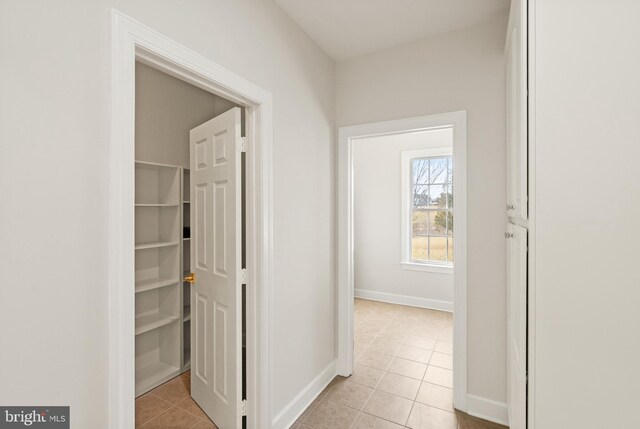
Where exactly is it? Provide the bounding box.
[401,148,454,269]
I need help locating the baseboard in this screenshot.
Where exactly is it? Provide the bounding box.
[354,289,453,312]
[271,360,337,429]
[466,394,509,426]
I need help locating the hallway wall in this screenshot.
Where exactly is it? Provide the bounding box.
[336,14,509,409]
[0,1,335,427]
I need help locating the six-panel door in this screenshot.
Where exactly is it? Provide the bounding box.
[190,107,243,429]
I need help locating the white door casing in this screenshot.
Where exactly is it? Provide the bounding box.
[507,222,527,428]
[190,107,243,429]
[506,0,528,221]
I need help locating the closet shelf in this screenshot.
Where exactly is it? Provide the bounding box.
[135,240,179,250]
[183,201,190,204]
[136,361,180,396]
[135,277,179,294]
[135,311,179,335]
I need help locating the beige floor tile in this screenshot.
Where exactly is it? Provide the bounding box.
[355,333,376,345]
[325,380,374,410]
[434,340,453,354]
[406,402,457,429]
[352,413,404,429]
[377,329,409,344]
[304,401,360,429]
[175,396,208,420]
[362,390,413,426]
[367,338,402,356]
[138,406,201,429]
[423,365,453,388]
[190,419,218,429]
[356,350,394,371]
[376,372,421,400]
[349,364,385,388]
[415,382,453,412]
[404,335,436,350]
[388,357,427,380]
[430,351,453,370]
[149,376,190,404]
[135,393,172,428]
[396,345,432,364]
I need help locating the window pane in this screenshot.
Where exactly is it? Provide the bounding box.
[413,185,429,208]
[431,210,447,235]
[412,159,429,185]
[412,235,428,261]
[406,154,453,266]
[412,209,429,236]
[429,236,447,262]
[428,184,444,209]
[430,158,448,184]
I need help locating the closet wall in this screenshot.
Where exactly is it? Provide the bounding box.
[135,62,242,168]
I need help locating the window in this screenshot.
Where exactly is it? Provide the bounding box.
[401,148,453,268]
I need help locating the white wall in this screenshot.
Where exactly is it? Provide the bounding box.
[0,1,334,427]
[353,129,453,308]
[135,62,241,168]
[336,15,508,405]
[532,1,640,427]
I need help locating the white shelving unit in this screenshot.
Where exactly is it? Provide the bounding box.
[134,161,182,396]
[182,168,192,371]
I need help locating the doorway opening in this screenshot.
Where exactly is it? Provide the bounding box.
[133,62,247,428]
[336,112,468,416]
[109,10,273,429]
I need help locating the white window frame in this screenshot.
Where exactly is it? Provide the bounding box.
[401,146,454,273]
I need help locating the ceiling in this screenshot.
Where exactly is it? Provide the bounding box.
[274,0,510,61]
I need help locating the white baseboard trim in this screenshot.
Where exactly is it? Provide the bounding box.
[271,360,337,429]
[355,289,453,312]
[466,394,509,426]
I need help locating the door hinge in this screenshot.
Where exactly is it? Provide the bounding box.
[237,136,247,153]
[241,399,247,417]
[240,268,247,284]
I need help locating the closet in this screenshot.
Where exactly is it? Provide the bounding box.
[505,0,528,428]
[133,62,243,397]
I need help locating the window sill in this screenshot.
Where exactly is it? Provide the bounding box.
[400,261,453,274]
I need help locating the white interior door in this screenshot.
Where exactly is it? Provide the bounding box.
[189,107,243,429]
[507,222,527,428]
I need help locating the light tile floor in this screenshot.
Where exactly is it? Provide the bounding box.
[135,371,218,428]
[293,298,508,429]
[137,299,507,428]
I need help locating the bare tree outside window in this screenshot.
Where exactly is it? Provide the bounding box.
[411,156,453,263]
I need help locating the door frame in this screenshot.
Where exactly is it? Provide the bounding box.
[108,10,273,429]
[336,111,468,411]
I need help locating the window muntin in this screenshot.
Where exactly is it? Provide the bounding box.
[410,155,453,264]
